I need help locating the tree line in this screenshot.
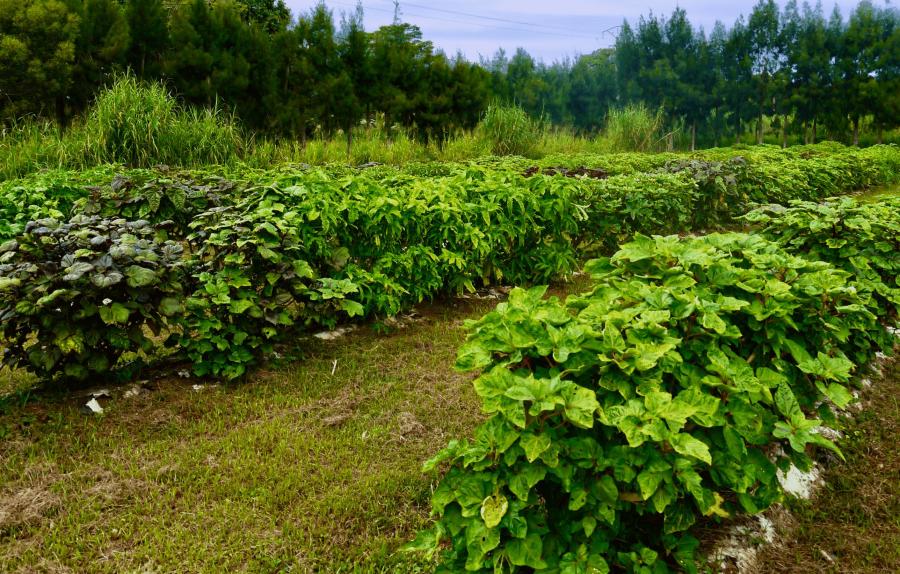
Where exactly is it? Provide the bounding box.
[0,0,897,147]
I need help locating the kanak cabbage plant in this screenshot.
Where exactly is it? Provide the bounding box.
[0,215,185,381]
[745,195,900,324]
[410,232,890,573]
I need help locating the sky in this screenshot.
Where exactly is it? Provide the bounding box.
[283,0,887,62]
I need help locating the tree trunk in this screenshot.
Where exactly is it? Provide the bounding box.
[781,114,787,148]
[852,118,860,146]
[878,125,883,145]
[713,106,720,148]
[812,118,817,144]
[346,126,353,160]
[690,121,696,152]
[55,95,67,132]
[735,116,741,145]
[802,120,808,145]
[756,112,763,145]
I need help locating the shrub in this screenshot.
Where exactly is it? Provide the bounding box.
[410,232,888,573]
[0,215,185,381]
[75,171,235,237]
[660,157,749,228]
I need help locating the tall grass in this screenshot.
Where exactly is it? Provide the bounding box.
[477,103,542,157]
[602,104,667,152]
[0,76,244,179]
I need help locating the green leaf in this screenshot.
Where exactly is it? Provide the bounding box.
[159,297,182,316]
[124,265,157,287]
[508,465,547,501]
[669,434,712,465]
[229,299,255,314]
[99,302,131,325]
[506,533,546,568]
[480,493,508,528]
[818,382,854,408]
[775,383,803,423]
[563,385,598,429]
[520,433,551,463]
[341,299,365,317]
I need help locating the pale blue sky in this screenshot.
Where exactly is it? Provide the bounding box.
[284,0,886,62]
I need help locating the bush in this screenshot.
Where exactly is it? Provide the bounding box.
[0,215,185,381]
[75,171,235,237]
[410,232,888,573]
[177,185,364,379]
[2,144,898,385]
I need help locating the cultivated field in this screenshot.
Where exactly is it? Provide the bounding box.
[1,135,898,573]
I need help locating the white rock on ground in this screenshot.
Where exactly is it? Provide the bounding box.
[313,326,356,340]
[777,463,822,499]
[709,515,778,572]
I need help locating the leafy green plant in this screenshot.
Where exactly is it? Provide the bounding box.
[0,215,185,381]
[75,172,234,237]
[177,186,364,379]
[660,157,749,227]
[411,232,888,573]
[744,195,900,323]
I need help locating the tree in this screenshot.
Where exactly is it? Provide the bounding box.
[449,54,490,130]
[836,1,883,145]
[706,22,729,146]
[784,2,831,144]
[568,49,617,132]
[68,0,131,119]
[165,0,257,114]
[0,0,80,125]
[125,0,168,79]
[337,3,370,148]
[746,0,784,144]
[723,17,755,143]
[370,22,432,130]
[235,0,290,33]
[869,3,899,144]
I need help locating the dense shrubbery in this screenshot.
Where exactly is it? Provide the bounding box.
[0,216,185,381]
[0,144,897,383]
[411,229,894,572]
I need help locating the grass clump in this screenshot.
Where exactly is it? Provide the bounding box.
[477,103,543,157]
[0,76,244,178]
[603,103,667,152]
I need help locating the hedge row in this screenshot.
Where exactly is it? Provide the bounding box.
[410,196,899,573]
[0,145,898,383]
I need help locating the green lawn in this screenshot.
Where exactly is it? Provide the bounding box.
[0,295,506,573]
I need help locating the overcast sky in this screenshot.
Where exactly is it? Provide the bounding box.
[283,0,887,62]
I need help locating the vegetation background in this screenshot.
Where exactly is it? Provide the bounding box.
[1,0,898,175]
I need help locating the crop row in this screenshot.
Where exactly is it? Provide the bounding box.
[0,144,898,383]
[412,195,899,573]
[2,143,898,242]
